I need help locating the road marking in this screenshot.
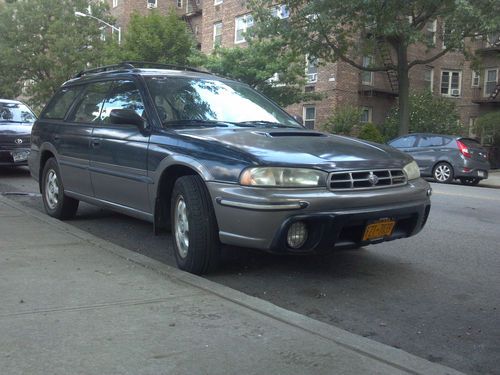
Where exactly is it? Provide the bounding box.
[433,191,500,202]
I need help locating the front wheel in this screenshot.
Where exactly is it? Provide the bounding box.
[41,158,79,219]
[433,162,454,184]
[459,177,480,186]
[170,175,220,275]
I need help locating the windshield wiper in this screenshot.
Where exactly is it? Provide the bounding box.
[236,120,298,128]
[164,119,230,128]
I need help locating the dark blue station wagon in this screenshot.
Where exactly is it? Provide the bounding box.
[29,63,431,274]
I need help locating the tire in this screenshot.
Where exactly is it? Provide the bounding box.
[433,162,454,183]
[41,158,79,219]
[170,175,220,275]
[459,177,480,186]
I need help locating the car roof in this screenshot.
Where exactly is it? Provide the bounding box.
[395,133,460,139]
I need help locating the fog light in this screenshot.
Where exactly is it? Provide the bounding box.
[287,221,308,249]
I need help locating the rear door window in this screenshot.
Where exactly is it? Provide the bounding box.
[67,82,112,123]
[41,86,82,120]
[417,136,445,147]
[389,136,417,148]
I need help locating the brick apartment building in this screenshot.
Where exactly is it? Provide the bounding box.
[106,0,500,138]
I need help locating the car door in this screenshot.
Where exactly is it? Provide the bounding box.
[412,135,445,172]
[89,79,151,214]
[58,82,111,197]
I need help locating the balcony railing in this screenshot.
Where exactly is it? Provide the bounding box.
[472,86,500,104]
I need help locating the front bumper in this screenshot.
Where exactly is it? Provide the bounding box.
[207,178,431,253]
[0,148,31,166]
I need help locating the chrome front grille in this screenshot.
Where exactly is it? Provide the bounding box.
[328,169,407,191]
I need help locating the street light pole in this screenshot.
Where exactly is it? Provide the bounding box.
[74,11,121,45]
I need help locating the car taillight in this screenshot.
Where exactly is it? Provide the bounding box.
[457,140,471,158]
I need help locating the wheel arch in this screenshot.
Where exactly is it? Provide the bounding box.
[154,164,204,234]
[38,146,57,193]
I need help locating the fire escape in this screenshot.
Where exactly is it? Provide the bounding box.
[377,38,399,94]
[182,0,202,49]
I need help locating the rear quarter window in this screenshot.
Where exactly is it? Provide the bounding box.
[41,86,82,120]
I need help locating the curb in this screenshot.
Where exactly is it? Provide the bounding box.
[0,194,465,375]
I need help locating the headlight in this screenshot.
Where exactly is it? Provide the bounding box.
[403,161,420,180]
[240,167,327,187]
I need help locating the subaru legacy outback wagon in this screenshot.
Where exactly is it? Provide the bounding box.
[29,62,431,274]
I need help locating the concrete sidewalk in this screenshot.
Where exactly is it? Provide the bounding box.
[0,195,463,375]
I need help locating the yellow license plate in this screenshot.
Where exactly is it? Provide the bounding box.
[362,219,396,241]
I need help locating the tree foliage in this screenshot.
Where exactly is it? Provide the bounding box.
[320,106,362,135]
[250,0,500,135]
[0,0,111,109]
[109,11,199,66]
[383,91,462,140]
[202,39,320,107]
[475,111,500,146]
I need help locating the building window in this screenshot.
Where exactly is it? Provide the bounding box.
[440,70,462,97]
[177,0,183,7]
[147,0,157,9]
[214,0,223,6]
[213,22,222,47]
[272,4,289,19]
[484,69,498,97]
[306,55,318,84]
[424,68,434,92]
[472,71,480,87]
[487,33,500,47]
[112,0,118,7]
[303,106,316,129]
[425,20,437,46]
[361,56,373,85]
[235,14,254,44]
[360,107,372,123]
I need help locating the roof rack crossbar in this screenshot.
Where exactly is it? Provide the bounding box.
[73,62,135,78]
[122,61,209,74]
[73,61,209,79]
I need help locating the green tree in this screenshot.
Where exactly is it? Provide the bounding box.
[202,39,320,107]
[0,0,111,109]
[110,11,199,65]
[320,106,362,135]
[475,111,500,146]
[383,91,462,140]
[250,0,500,135]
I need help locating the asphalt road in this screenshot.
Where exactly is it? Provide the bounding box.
[1,166,499,375]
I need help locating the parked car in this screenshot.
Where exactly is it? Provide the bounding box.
[29,62,431,274]
[388,133,491,185]
[0,99,37,167]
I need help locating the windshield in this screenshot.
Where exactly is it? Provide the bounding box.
[0,102,36,124]
[145,76,302,128]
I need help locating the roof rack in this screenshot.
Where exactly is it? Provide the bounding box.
[73,61,209,79]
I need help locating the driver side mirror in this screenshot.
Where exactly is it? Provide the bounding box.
[293,114,303,125]
[110,109,145,129]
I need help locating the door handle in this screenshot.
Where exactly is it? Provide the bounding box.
[53,135,60,142]
[91,139,101,148]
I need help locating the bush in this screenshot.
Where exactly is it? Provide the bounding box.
[358,123,384,143]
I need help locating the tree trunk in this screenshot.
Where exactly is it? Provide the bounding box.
[397,43,410,136]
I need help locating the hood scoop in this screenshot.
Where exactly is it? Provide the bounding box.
[255,131,326,138]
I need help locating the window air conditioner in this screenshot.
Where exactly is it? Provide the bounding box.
[451,89,460,96]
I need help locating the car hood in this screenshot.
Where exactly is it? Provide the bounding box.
[0,122,33,136]
[174,127,412,171]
